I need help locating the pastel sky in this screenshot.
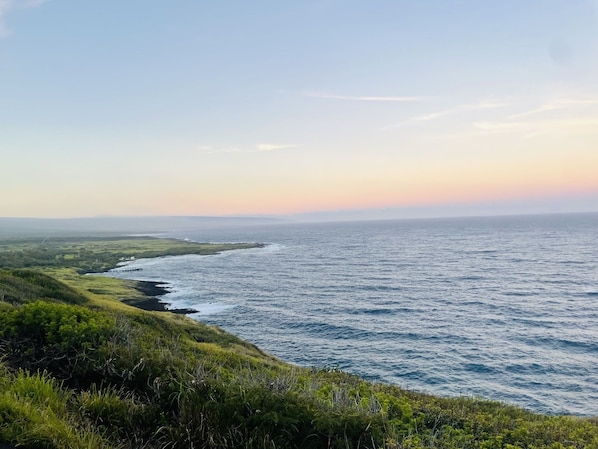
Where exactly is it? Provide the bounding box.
[1,1,598,219]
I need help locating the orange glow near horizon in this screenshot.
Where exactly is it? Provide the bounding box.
[150,173,598,218]
[4,152,597,218]
[3,114,598,219]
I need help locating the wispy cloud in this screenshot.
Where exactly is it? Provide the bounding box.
[385,109,453,128]
[256,143,298,152]
[0,0,46,37]
[303,91,427,102]
[383,99,511,129]
[461,100,513,110]
[473,117,598,137]
[509,98,598,119]
[199,143,299,155]
[475,96,598,138]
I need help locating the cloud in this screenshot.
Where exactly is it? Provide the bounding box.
[199,143,299,155]
[0,0,47,37]
[509,98,598,119]
[383,99,511,129]
[303,91,427,102]
[473,117,598,137]
[461,100,512,110]
[381,110,453,129]
[256,143,298,152]
[410,110,451,122]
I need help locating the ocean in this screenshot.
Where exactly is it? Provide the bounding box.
[106,213,598,416]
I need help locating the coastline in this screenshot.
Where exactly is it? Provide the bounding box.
[2,234,598,445]
[123,280,199,315]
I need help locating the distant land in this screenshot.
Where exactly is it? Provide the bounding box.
[0,216,287,238]
[292,191,598,223]
[1,190,597,238]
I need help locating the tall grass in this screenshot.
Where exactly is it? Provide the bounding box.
[0,369,109,449]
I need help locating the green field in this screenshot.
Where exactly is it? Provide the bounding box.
[0,236,597,449]
[0,235,262,272]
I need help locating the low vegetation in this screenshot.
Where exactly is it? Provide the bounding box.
[0,236,262,272]
[0,237,597,448]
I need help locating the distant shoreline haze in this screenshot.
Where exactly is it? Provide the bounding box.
[1,203,597,237]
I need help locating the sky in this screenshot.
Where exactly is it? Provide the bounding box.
[1,0,598,219]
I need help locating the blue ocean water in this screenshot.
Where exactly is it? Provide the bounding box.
[107,213,598,416]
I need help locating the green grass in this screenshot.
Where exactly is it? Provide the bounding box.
[1,236,597,448]
[0,269,89,305]
[0,368,110,448]
[0,235,263,272]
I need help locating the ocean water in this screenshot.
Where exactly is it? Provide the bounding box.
[106,213,598,416]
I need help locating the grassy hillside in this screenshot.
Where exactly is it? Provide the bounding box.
[0,237,597,448]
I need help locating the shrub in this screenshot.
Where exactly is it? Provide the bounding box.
[0,301,114,382]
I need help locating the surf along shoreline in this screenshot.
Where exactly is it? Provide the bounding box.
[124,279,200,315]
[105,239,266,315]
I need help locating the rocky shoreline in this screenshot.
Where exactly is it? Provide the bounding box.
[123,280,199,315]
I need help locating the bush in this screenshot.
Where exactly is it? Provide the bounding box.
[0,301,114,382]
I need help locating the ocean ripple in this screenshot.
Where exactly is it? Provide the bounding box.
[107,213,598,416]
